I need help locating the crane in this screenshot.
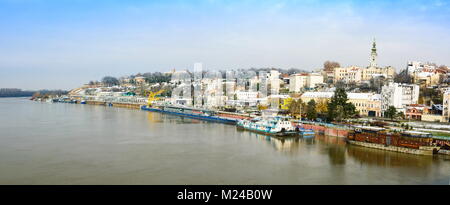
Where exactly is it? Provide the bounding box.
[147,89,165,107]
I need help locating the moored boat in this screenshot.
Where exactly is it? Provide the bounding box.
[237,116,298,137]
[297,127,315,137]
[347,126,440,156]
[141,105,238,124]
[293,122,315,137]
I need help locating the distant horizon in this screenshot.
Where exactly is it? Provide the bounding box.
[1,0,449,90]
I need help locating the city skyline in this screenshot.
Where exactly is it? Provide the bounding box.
[1,0,449,90]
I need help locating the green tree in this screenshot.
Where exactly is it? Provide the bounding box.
[384,106,397,120]
[326,88,356,122]
[306,100,317,120]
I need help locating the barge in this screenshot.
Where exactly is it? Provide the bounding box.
[141,105,238,124]
[347,126,440,156]
[299,121,350,138]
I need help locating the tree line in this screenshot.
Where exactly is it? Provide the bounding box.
[286,88,357,122]
[99,72,172,87]
[0,88,68,97]
[0,88,34,97]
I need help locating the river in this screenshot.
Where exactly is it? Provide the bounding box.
[0,97,449,185]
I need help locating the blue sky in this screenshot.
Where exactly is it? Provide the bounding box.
[0,0,449,90]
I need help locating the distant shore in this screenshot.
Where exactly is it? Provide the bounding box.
[0,88,68,98]
[0,96,32,98]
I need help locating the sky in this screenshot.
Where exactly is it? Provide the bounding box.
[0,0,449,90]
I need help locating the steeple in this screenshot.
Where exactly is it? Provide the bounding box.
[370,38,378,68]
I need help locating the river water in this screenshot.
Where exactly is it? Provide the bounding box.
[0,97,449,185]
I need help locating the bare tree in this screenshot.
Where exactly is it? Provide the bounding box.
[324,61,341,72]
[394,70,413,84]
[438,65,448,71]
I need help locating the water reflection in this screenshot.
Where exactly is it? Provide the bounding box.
[146,112,205,124]
[346,144,434,169]
[236,129,301,152]
[237,130,439,170]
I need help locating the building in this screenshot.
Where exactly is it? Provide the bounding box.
[421,104,445,122]
[333,66,362,83]
[362,66,395,81]
[381,82,420,114]
[322,70,334,84]
[443,90,450,122]
[134,76,146,84]
[236,91,259,100]
[268,70,281,95]
[307,73,324,89]
[300,91,382,117]
[404,61,446,87]
[422,114,445,122]
[406,61,425,75]
[332,39,395,84]
[405,104,426,121]
[289,73,324,92]
[412,70,443,87]
[289,74,308,92]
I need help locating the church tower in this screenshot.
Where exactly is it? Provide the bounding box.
[369,38,377,68]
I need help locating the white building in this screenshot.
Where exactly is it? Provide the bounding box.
[308,73,324,89]
[381,82,420,114]
[226,91,265,108]
[406,61,426,75]
[236,91,259,100]
[289,73,324,92]
[268,70,280,95]
[443,90,450,122]
[289,74,308,92]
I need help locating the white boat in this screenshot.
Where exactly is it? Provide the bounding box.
[237,116,297,136]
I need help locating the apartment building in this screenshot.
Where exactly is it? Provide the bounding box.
[300,91,382,117]
[381,82,420,114]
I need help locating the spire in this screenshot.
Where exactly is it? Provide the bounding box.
[370,38,378,68]
[372,38,376,51]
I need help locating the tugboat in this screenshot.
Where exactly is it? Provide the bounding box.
[237,116,298,137]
